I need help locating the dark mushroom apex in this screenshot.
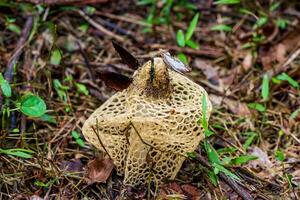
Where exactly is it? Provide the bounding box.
[128,57,172,98]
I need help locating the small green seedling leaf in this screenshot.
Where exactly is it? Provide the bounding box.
[275,150,285,162]
[75,138,86,148]
[208,170,218,186]
[276,19,288,30]
[11,128,20,133]
[261,74,269,101]
[254,17,268,29]
[272,77,281,84]
[201,95,208,130]
[215,0,240,5]
[185,39,199,49]
[71,130,80,139]
[40,114,57,124]
[186,152,197,159]
[75,82,89,96]
[248,103,266,112]
[177,52,188,65]
[185,12,199,41]
[211,24,232,32]
[290,108,300,119]
[18,94,47,117]
[50,49,62,65]
[241,42,255,49]
[0,73,12,97]
[6,151,32,158]
[0,148,34,159]
[285,174,293,188]
[213,163,240,180]
[204,129,214,137]
[270,2,281,11]
[212,124,226,130]
[7,23,21,35]
[78,23,89,33]
[221,156,232,165]
[34,178,57,188]
[34,180,49,188]
[176,29,185,47]
[84,6,96,15]
[137,0,155,6]
[71,131,86,148]
[217,147,237,154]
[252,33,266,43]
[204,141,221,165]
[53,79,69,102]
[239,8,254,16]
[276,73,299,88]
[242,132,257,150]
[230,155,258,165]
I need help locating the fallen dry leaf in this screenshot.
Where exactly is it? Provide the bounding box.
[249,146,273,169]
[242,52,253,71]
[86,157,114,184]
[181,184,201,200]
[30,195,43,200]
[194,59,222,90]
[158,182,184,199]
[260,26,300,70]
[60,159,83,172]
[275,43,287,63]
[260,45,274,70]
[209,94,223,107]
[223,98,251,117]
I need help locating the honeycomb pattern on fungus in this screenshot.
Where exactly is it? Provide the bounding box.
[82,57,212,186]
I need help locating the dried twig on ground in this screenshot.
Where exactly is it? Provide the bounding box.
[267,47,300,77]
[4,16,34,82]
[78,10,125,42]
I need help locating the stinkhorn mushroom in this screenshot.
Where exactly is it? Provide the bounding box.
[82,50,212,186]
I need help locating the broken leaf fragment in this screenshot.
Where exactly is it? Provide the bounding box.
[86,157,115,184]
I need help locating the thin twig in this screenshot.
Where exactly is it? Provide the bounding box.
[76,41,96,82]
[91,119,112,160]
[95,11,151,27]
[5,16,34,82]
[267,48,300,77]
[78,10,124,42]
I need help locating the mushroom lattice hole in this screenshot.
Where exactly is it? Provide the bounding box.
[82,57,212,186]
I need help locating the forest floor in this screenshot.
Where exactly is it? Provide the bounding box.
[0,0,299,199]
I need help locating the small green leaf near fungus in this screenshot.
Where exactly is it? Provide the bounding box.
[18,94,47,117]
[0,73,12,97]
[248,103,266,112]
[211,24,232,32]
[262,74,269,101]
[176,29,185,47]
[50,49,62,65]
[185,12,199,41]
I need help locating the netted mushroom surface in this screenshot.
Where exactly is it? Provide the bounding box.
[82,58,212,186]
